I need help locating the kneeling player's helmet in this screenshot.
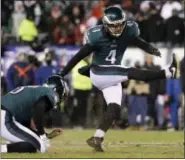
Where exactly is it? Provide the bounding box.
[45,75,69,103]
[103,6,126,37]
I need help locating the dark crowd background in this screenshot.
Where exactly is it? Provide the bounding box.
[1,0,184,131]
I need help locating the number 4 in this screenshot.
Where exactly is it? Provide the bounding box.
[105,50,116,64]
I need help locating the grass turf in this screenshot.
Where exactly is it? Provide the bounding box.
[1,129,184,158]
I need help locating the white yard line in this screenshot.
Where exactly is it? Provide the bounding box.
[51,141,184,149]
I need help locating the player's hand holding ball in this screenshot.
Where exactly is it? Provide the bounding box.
[46,128,63,139]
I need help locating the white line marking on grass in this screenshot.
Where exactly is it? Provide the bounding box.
[51,141,184,149]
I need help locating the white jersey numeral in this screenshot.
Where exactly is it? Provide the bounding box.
[105,50,116,64]
[10,87,25,94]
[10,86,39,94]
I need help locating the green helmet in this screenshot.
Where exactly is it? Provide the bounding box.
[44,75,69,103]
[102,6,126,37]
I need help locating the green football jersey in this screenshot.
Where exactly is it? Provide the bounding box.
[84,21,140,66]
[1,86,56,126]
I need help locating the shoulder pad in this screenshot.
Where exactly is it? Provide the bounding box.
[127,21,140,37]
[43,87,56,107]
[127,21,139,28]
[88,25,103,32]
[84,25,104,45]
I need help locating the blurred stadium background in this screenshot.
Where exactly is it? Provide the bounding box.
[1,0,185,132]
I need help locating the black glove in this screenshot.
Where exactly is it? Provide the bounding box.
[151,48,161,57]
[78,65,91,77]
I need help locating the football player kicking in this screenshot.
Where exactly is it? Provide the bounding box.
[59,6,178,152]
[1,75,68,153]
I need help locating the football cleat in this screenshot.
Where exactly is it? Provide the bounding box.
[86,137,104,152]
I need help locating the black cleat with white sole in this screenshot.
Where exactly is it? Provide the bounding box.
[169,54,178,78]
[86,137,104,152]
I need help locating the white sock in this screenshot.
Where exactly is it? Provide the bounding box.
[1,144,7,153]
[165,69,172,78]
[94,129,105,138]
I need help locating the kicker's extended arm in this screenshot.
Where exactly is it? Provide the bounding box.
[131,37,161,57]
[60,44,93,76]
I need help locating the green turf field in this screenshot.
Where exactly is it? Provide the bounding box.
[1,129,184,158]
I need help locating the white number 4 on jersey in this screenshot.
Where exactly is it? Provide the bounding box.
[105,49,116,64]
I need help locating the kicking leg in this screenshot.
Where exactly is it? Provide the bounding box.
[128,54,178,81]
[87,83,122,152]
[90,54,177,90]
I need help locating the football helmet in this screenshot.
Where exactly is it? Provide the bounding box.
[102,6,126,37]
[45,75,69,103]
